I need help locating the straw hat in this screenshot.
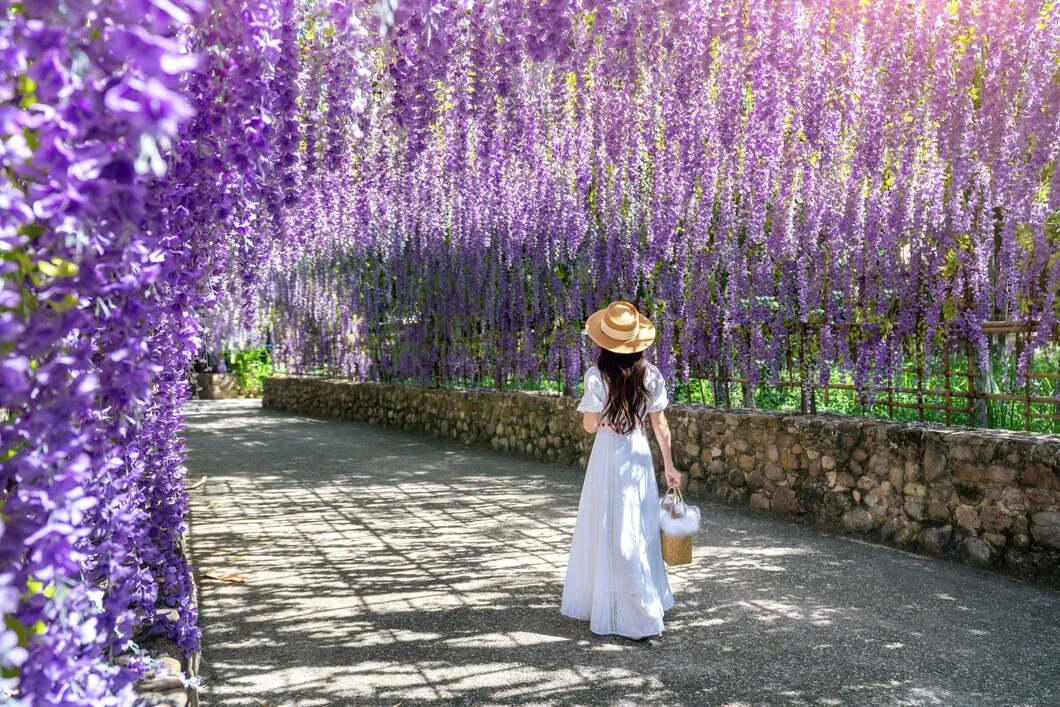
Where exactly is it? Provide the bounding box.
[585,301,656,354]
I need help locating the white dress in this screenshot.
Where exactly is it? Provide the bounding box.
[559,364,674,638]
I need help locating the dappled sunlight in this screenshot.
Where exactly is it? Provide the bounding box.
[443,632,568,649]
[186,401,1060,706]
[728,599,839,626]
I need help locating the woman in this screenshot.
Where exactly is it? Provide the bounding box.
[560,301,683,640]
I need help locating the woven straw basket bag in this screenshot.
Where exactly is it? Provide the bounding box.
[660,486,700,566]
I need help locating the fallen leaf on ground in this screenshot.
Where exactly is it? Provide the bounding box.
[201,568,246,583]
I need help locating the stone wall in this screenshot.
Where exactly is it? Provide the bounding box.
[263,376,1060,586]
[195,373,241,400]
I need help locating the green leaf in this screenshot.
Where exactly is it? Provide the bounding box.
[37,258,79,279]
[941,296,957,322]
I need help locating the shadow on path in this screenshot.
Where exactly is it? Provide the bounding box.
[185,399,1060,706]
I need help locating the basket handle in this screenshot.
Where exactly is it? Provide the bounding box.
[665,486,687,519]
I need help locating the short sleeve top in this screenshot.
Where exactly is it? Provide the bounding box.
[576,364,668,418]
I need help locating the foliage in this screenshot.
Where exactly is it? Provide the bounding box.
[223,346,274,397]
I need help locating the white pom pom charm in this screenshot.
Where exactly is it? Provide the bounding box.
[659,485,700,565]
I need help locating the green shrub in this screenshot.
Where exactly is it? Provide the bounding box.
[223,346,273,397]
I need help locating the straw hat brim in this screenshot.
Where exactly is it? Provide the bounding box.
[585,309,657,354]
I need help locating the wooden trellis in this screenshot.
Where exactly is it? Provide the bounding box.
[352,317,1058,433]
[681,320,1060,433]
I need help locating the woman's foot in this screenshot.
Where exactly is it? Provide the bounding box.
[628,632,661,642]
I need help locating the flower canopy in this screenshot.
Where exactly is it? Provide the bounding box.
[264,1,1059,399]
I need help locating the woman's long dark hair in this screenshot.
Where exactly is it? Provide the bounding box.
[597,349,651,434]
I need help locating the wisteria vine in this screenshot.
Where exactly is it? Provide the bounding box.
[0,0,340,702]
[264,0,1060,403]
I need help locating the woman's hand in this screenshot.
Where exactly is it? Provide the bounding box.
[664,465,683,489]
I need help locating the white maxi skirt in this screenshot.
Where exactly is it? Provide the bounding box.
[559,426,674,638]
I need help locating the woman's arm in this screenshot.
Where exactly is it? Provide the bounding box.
[581,411,600,434]
[649,410,683,488]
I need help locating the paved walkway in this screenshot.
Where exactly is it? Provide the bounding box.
[185,399,1059,707]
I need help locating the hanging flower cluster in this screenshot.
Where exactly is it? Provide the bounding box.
[267,0,1060,401]
[0,0,318,701]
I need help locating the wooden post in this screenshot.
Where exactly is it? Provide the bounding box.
[1053,368,1059,434]
[742,377,755,409]
[916,347,925,423]
[1024,347,1033,433]
[966,340,978,428]
[887,371,895,420]
[943,349,952,426]
[800,324,810,415]
[718,361,731,409]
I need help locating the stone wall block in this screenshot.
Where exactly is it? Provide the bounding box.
[920,525,955,557]
[924,442,949,482]
[749,492,771,511]
[1031,512,1060,551]
[980,505,1012,533]
[962,537,993,566]
[1026,488,1059,512]
[772,487,800,515]
[842,508,874,533]
[1023,464,1060,491]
